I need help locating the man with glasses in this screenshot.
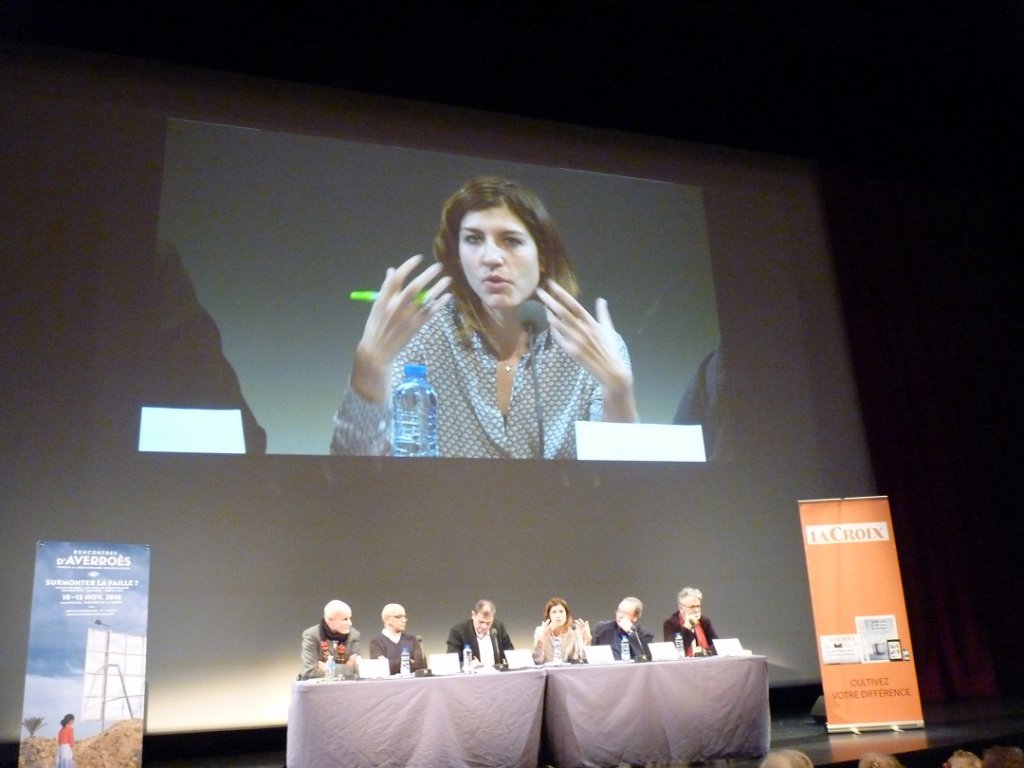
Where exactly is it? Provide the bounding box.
[368,603,426,675]
[663,587,719,656]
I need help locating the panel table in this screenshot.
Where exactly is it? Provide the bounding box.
[543,655,770,767]
[287,668,546,768]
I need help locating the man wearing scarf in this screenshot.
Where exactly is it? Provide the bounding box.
[300,599,362,679]
[662,586,719,656]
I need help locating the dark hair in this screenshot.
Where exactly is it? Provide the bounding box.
[543,597,574,635]
[983,747,1024,768]
[60,714,75,727]
[473,599,495,614]
[433,176,579,341]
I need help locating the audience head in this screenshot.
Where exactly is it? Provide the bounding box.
[471,599,496,635]
[322,600,353,635]
[543,597,573,633]
[759,748,814,768]
[983,746,1024,768]
[381,603,408,634]
[945,750,982,768]
[858,752,903,768]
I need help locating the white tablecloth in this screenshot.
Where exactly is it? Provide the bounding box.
[287,669,546,768]
[543,655,770,767]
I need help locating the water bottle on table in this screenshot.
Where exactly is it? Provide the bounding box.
[620,634,631,662]
[325,652,337,681]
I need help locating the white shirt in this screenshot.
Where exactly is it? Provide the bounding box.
[476,630,496,667]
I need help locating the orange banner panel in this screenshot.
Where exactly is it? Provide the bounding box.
[799,497,923,732]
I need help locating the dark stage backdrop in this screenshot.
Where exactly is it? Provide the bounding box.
[2,44,873,739]
[820,168,1022,700]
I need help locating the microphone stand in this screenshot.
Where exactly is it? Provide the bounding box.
[517,299,548,460]
[526,326,545,459]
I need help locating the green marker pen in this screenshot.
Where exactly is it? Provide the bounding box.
[349,290,430,303]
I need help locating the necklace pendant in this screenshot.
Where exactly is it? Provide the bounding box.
[503,364,513,372]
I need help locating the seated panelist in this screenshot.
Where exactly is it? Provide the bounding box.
[591,596,654,660]
[368,603,426,675]
[663,586,719,656]
[446,599,514,668]
[299,599,362,680]
[532,597,591,664]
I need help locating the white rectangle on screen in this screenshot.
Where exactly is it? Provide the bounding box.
[503,649,536,669]
[138,406,245,453]
[647,641,680,661]
[582,644,615,665]
[427,652,461,676]
[574,422,706,462]
[712,638,748,656]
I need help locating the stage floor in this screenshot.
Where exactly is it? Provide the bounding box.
[144,696,1024,768]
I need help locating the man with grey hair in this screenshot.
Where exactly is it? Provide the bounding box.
[663,586,719,655]
[299,599,362,679]
[591,596,654,660]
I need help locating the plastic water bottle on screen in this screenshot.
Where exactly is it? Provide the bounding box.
[551,634,562,665]
[463,644,474,674]
[400,646,411,677]
[674,632,684,659]
[620,634,631,662]
[392,363,439,457]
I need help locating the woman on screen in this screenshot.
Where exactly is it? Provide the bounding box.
[331,175,637,458]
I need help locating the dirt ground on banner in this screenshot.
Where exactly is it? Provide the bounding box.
[19,719,143,768]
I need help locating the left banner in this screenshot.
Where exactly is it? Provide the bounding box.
[19,541,151,768]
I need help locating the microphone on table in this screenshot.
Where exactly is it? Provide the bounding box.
[630,625,649,662]
[517,299,549,459]
[489,627,505,668]
[414,635,429,676]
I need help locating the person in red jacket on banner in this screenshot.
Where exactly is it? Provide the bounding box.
[56,713,75,768]
[663,586,719,656]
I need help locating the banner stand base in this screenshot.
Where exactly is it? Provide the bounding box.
[826,720,925,734]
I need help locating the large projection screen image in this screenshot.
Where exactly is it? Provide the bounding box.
[156,120,720,457]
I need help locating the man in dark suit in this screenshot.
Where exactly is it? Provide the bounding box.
[446,599,514,668]
[663,586,719,656]
[591,596,655,660]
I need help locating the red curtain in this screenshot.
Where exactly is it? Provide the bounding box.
[819,164,1021,700]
